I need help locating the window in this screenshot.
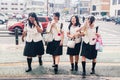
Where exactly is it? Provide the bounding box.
[112,0,117,5]
[1,3,4,5]
[84,3,88,6]
[118,10,120,15]
[1,8,4,10]
[5,8,8,10]
[118,0,120,4]
[11,8,14,10]
[38,17,46,22]
[15,3,18,5]
[11,3,14,5]
[20,8,23,10]
[5,3,7,5]
[92,5,96,11]
[20,3,23,5]
[27,8,30,10]
[15,8,18,10]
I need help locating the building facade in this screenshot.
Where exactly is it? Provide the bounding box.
[0,0,45,14]
[110,0,120,17]
[0,0,25,13]
[90,0,110,16]
[79,0,91,15]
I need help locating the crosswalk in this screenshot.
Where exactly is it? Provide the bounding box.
[99,22,120,46]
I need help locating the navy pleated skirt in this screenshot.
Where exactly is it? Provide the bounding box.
[46,40,63,56]
[67,42,81,55]
[80,42,97,59]
[23,40,44,57]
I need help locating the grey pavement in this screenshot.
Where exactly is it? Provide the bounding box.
[0,44,120,80]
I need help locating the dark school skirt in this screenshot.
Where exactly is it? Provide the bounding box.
[46,40,63,56]
[80,42,97,59]
[23,40,44,57]
[67,42,81,56]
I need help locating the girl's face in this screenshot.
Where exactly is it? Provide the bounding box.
[29,16,35,23]
[71,16,76,25]
[53,15,58,21]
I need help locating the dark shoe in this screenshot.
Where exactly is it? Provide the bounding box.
[39,61,43,66]
[91,62,96,74]
[71,63,74,71]
[52,64,55,67]
[54,65,58,74]
[25,68,32,72]
[75,62,78,71]
[90,69,95,74]
[71,68,74,71]
[82,72,86,78]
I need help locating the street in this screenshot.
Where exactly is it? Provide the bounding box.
[0,20,120,79]
[0,20,120,46]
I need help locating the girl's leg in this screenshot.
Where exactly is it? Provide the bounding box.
[81,56,86,78]
[70,55,74,71]
[26,57,32,72]
[75,55,79,71]
[90,59,96,74]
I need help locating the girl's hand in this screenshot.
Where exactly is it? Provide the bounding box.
[22,36,24,42]
[70,34,75,39]
[96,33,100,37]
[51,22,55,27]
[60,40,63,46]
[34,20,38,27]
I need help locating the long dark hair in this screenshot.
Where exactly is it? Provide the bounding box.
[68,15,81,30]
[89,16,95,25]
[28,12,40,28]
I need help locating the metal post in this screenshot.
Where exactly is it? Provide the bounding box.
[15,28,19,45]
[47,0,48,16]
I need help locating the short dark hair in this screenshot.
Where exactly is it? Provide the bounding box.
[53,12,60,20]
[89,16,95,25]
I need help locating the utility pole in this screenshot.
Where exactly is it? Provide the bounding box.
[77,0,80,15]
[47,0,48,16]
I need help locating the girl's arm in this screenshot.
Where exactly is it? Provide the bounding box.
[67,32,75,39]
[60,31,64,46]
[22,31,27,42]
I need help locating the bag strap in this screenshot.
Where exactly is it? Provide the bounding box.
[96,26,99,33]
[54,22,63,33]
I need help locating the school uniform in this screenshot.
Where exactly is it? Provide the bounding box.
[67,25,82,55]
[46,21,63,56]
[81,27,97,59]
[23,23,44,57]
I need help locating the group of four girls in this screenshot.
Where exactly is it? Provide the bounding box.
[22,12,100,78]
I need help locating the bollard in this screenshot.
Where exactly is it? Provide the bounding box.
[15,28,19,45]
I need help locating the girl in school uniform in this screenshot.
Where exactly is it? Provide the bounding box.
[80,16,100,78]
[22,12,44,72]
[46,12,64,74]
[67,15,82,71]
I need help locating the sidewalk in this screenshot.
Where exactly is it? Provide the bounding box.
[0,44,120,80]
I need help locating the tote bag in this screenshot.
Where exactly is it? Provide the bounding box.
[67,39,75,48]
[96,37,103,52]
